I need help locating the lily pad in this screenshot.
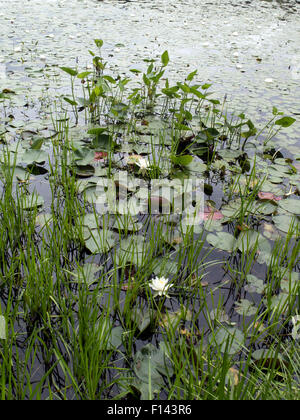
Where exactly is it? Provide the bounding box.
[245,274,265,294]
[206,231,236,252]
[132,343,174,399]
[278,198,300,215]
[96,319,124,350]
[235,299,257,317]
[84,229,116,254]
[209,326,245,355]
[273,214,300,234]
[70,263,103,286]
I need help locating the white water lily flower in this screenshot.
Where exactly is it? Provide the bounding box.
[149,276,174,298]
[126,155,150,170]
[136,157,150,170]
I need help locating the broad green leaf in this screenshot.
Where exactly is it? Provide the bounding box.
[96,319,123,350]
[63,96,78,106]
[73,148,95,166]
[251,348,284,368]
[60,66,78,77]
[161,50,169,67]
[171,155,193,166]
[94,39,103,48]
[77,71,92,79]
[275,116,296,128]
[131,305,155,334]
[87,127,107,136]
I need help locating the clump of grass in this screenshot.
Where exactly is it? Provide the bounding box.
[0,40,298,400]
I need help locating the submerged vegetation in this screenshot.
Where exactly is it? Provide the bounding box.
[0,38,299,400]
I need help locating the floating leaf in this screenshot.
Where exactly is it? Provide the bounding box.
[171,155,193,166]
[273,214,300,234]
[278,198,300,215]
[94,151,108,161]
[22,149,48,165]
[133,343,174,399]
[209,326,245,355]
[257,192,281,202]
[291,316,300,341]
[203,206,224,221]
[70,263,103,286]
[245,274,265,294]
[280,271,299,295]
[84,229,116,254]
[235,299,257,317]
[206,231,236,252]
[225,367,239,387]
[131,305,155,334]
[251,348,285,370]
[209,308,229,323]
[96,319,123,350]
[159,306,192,330]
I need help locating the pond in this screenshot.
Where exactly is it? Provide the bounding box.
[1,0,300,155]
[0,0,299,401]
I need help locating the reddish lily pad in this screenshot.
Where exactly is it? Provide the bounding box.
[257,192,282,202]
[203,206,224,221]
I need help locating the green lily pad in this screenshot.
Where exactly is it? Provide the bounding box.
[245,274,265,294]
[132,343,174,399]
[70,263,103,286]
[209,326,245,355]
[278,198,300,215]
[84,229,116,254]
[96,319,124,350]
[116,236,149,267]
[235,299,257,317]
[206,231,236,252]
[22,149,48,165]
[273,214,300,234]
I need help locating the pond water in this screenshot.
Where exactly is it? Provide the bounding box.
[1,0,300,156]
